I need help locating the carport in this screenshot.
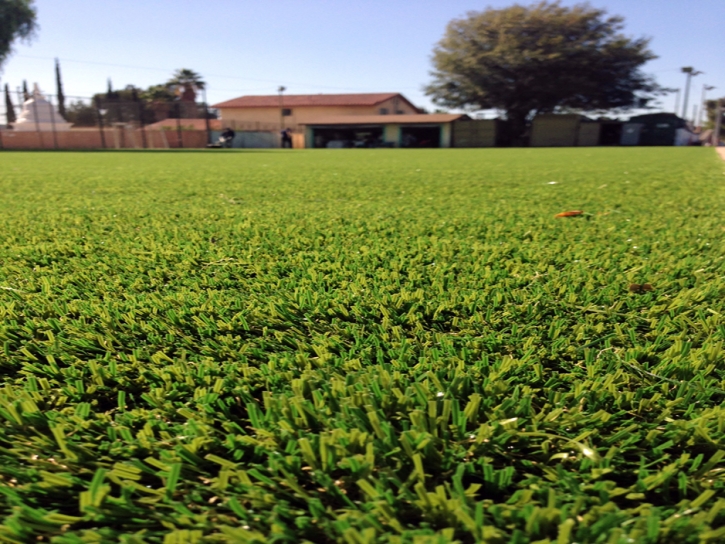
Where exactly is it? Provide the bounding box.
[300,114,467,148]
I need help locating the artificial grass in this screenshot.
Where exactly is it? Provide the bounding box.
[0,148,724,543]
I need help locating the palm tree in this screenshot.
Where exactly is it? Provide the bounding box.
[167,69,205,102]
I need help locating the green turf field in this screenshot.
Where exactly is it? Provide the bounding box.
[0,148,724,543]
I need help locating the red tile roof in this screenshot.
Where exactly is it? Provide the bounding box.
[212,92,417,110]
[145,119,222,131]
[300,114,468,125]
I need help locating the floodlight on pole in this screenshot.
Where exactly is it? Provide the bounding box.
[680,67,703,120]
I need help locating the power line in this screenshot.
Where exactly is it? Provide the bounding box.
[14,54,421,93]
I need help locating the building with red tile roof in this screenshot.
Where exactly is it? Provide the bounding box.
[211,92,421,131]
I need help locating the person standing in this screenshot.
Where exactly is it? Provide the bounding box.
[281,128,293,148]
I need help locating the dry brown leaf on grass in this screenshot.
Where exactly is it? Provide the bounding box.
[629,283,654,294]
[555,210,584,218]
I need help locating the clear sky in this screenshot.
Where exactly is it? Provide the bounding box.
[1,0,723,122]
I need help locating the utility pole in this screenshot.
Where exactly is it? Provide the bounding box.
[278,85,286,147]
[680,67,702,120]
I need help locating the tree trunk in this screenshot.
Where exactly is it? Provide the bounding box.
[506,109,531,147]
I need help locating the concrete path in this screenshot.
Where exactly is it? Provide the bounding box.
[717,147,725,161]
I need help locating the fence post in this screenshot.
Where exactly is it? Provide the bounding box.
[204,103,211,146]
[30,90,44,149]
[94,97,107,149]
[175,103,183,148]
[138,101,147,149]
[203,87,211,146]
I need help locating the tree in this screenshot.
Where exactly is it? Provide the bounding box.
[166,68,205,102]
[95,83,143,124]
[55,57,66,120]
[141,84,176,103]
[22,78,28,100]
[0,0,37,71]
[4,82,16,124]
[105,78,118,100]
[82,70,209,127]
[704,97,724,138]
[64,100,97,127]
[425,1,659,142]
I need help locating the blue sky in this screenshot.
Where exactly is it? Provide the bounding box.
[1,0,723,121]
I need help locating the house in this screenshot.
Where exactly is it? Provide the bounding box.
[211,92,476,148]
[211,92,421,132]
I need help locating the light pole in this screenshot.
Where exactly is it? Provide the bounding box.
[680,67,703,120]
[697,84,715,128]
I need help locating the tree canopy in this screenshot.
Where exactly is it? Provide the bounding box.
[704,96,724,136]
[65,69,209,127]
[425,1,658,141]
[167,68,205,102]
[0,0,37,71]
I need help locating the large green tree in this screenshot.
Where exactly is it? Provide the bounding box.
[0,0,37,71]
[425,1,658,142]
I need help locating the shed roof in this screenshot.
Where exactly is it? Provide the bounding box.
[301,113,467,126]
[212,92,418,110]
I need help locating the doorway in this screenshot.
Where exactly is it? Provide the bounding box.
[400,126,441,148]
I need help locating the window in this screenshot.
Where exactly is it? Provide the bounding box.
[379,108,389,115]
[395,110,405,114]
[282,108,292,116]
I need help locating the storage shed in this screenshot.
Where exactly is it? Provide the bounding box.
[620,123,644,146]
[628,113,689,146]
[451,119,498,147]
[530,114,581,147]
[577,122,601,146]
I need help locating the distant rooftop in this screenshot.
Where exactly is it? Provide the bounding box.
[212,92,418,110]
